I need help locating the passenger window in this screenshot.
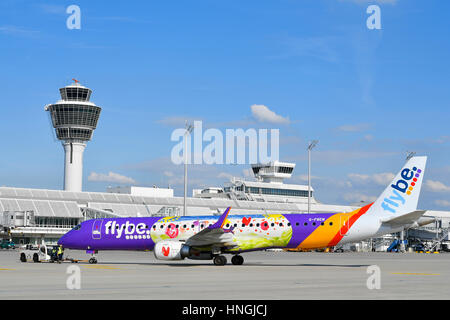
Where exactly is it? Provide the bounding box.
[279,223,283,227]
[256,223,260,227]
[295,222,299,226]
[304,222,308,226]
[312,222,316,226]
[329,222,333,226]
[271,223,275,227]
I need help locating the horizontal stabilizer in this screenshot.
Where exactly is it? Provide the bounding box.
[380,210,426,227]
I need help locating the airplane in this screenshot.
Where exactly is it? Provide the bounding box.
[58,156,433,265]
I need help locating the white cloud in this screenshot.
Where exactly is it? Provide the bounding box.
[0,25,40,37]
[336,123,371,132]
[304,150,398,164]
[250,105,290,125]
[435,200,450,207]
[217,172,233,180]
[343,192,377,203]
[163,171,174,177]
[348,172,394,186]
[373,173,395,186]
[156,116,201,127]
[269,34,341,63]
[38,4,66,15]
[339,0,397,4]
[425,180,450,193]
[88,172,137,185]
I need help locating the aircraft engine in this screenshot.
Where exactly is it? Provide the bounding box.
[154,241,188,260]
[153,241,213,260]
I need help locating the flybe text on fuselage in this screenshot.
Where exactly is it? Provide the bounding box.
[381,166,422,213]
[104,221,149,238]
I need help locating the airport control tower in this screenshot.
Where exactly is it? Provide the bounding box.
[45,80,101,192]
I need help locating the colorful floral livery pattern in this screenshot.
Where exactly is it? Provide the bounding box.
[149,203,372,252]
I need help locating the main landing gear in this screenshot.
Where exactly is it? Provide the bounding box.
[213,255,227,266]
[89,257,98,264]
[231,255,244,265]
[212,254,244,266]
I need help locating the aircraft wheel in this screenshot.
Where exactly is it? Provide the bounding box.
[231,255,244,265]
[213,255,227,266]
[89,258,97,264]
[33,253,39,263]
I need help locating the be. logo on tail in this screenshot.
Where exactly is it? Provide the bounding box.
[382,166,422,213]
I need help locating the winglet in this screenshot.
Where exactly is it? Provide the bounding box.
[208,207,231,229]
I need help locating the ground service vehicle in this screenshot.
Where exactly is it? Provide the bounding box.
[19,244,59,263]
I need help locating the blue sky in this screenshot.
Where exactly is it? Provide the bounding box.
[0,0,449,210]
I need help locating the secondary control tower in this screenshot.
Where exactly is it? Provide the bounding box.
[45,79,101,192]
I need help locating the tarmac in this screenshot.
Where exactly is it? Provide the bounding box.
[0,249,449,299]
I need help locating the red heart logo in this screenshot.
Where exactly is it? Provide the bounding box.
[242,217,251,226]
[162,246,170,257]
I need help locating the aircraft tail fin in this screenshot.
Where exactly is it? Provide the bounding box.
[366,156,427,219]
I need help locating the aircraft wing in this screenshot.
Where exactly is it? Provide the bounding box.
[380,210,427,227]
[185,207,237,248]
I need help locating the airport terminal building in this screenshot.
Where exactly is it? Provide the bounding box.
[1,81,449,252]
[1,161,450,251]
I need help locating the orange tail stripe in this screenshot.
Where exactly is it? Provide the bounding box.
[327,203,373,247]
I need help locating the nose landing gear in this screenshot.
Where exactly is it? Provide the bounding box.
[87,249,98,264]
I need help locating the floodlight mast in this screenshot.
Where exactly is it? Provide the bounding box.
[307,140,319,214]
[183,121,194,216]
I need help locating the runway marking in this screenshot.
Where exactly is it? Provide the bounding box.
[0,268,14,270]
[391,272,440,276]
[82,265,120,270]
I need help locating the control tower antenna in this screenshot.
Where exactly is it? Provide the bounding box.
[45,80,102,192]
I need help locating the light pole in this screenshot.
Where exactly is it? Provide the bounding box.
[406,151,416,161]
[307,140,319,214]
[183,121,194,216]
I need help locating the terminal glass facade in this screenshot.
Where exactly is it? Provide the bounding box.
[34,217,80,228]
[235,185,312,198]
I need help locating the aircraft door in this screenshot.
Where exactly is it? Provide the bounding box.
[92,220,103,240]
[339,214,352,236]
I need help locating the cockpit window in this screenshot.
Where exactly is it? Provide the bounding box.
[72,224,81,231]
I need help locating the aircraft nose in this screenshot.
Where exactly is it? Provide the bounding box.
[58,231,74,247]
[57,234,67,246]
